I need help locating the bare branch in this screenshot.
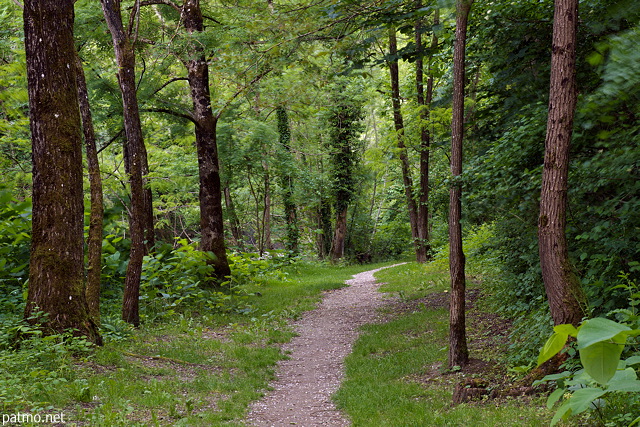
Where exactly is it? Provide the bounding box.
[142,107,196,124]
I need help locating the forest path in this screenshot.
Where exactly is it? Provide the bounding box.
[245,263,405,426]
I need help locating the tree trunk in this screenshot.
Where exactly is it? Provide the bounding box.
[448,0,473,368]
[330,207,348,261]
[415,6,438,263]
[538,0,586,327]
[317,196,332,259]
[75,54,104,326]
[100,0,147,326]
[24,0,101,344]
[388,27,419,253]
[182,0,231,282]
[262,159,272,251]
[276,106,299,254]
[224,185,243,250]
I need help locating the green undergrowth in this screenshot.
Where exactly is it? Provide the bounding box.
[334,262,553,426]
[16,260,394,426]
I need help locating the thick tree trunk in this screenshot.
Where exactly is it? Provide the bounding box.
[24,0,101,344]
[538,0,586,327]
[415,6,439,263]
[75,55,104,326]
[448,0,473,368]
[276,106,299,254]
[388,28,419,253]
[100,0,147,326]
[182,0,231,282]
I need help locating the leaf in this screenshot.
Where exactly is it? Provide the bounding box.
[577,317,630,349]
[606,368,640,392]
[579,341,624,385]
[537,330,569,366]
[550,401,573,426]
[624,356,640,366]
[554,323,578,337]
[547,388,565,409]
[566,387,606,414]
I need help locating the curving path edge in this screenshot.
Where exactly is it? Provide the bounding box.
[246,263,405,426]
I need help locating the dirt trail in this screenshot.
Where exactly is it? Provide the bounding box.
[246,264,403,426]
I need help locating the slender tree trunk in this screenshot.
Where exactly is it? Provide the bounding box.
[330,207,348,261]
[24,0,101,344]
[100,0,147,326]
[538,0,586,327]
[415,6,438,263]
[276,106,299,254]
[182,0,231,282]
[388,27,419,252]
[224,185,243,249]
[317,196,332,259]
[448,0,473,368]
[262,159,272,251]
[76,54,104,326]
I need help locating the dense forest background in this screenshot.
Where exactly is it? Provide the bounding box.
[0,0,639,422]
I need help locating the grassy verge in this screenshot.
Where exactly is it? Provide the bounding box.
[334,262,553,426]
[37,260,394,426]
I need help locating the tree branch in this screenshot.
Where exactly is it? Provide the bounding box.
[139,0,180,12]
[142,107,196,124]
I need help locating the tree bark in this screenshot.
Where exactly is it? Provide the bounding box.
[24,0,101,344]
[75,54,104,326]
[180,0,231,282]
[415,6,438,263]
[100,0,147,326]
[330,207,348,261]
[538,0,586,327]
[388,27,419,254]
[276,106,299,255]
[223,184,243,250]
[448,0,473,368]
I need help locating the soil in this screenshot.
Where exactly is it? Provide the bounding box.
[245,264,406,426]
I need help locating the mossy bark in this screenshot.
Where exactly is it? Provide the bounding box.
[276,106,299,255]
[100,0,148,326]
[75,54,104,326]
[182,0,231,283]
[24,0,101,344]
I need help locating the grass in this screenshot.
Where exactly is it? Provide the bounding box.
[334,261,554,426]
[31,259,396,426]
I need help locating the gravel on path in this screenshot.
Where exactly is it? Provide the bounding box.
[246,264,404,426]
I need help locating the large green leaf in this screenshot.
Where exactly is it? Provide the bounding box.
[566,387,606,414]
[607,368,640,392]
[579,341,625,385]
[576,317,630,349]
[537,330,569,366]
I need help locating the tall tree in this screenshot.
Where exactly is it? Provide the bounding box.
[448,0,473,368]
[180,0,231,281]
[23,0,101,344]
[75,54,103,326]
[276,105,299,255]
[538,0,586,327]
[328,81,364,261]
[388,27,420,258]
[101,0,149,325]
[415,5,439,263]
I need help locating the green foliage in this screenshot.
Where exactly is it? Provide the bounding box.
[0,190,31,316]
[0,313,94,411]
[536,282,640,427]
